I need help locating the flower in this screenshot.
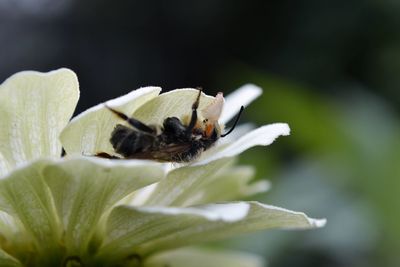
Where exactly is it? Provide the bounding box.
[0,68,325,267]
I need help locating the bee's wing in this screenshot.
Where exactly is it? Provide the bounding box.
[128,143,192,162]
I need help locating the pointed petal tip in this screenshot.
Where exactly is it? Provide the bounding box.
[309,218,327,228]
[249,202,326,229]
[244,179,271,196]
[220,84,263,124]
[263,122,290,137]
[194,123,291,165]
[237,83,263,99]
[275,122,291,136]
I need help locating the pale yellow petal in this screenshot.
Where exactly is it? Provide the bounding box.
[97,201,325,260]
[0,69,79,177]
[132,88,215,125]
[60,87,161,156]
[145,247,264,267]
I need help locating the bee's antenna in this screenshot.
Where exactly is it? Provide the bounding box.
[221,106,244,137]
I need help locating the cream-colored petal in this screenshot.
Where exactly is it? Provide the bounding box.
[0,160,61,253]
[184,166,270,206]
[60,86,161,156]
[0,211,33,263]
[0,211,21,241]
[0,156,165,256]
[97,201,325,260]
[144,247,264,267]
[132,88,215,125]
[220,84,262,124]
[143,158,234,206]
[219,123,255,145]
[198,123,290,165]
[43,156,165,255]
[0,69,79,177]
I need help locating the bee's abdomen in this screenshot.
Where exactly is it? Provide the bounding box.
[110,124,154,157]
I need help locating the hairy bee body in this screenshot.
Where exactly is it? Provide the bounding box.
[96,89,242,163]
[110,116,219,162]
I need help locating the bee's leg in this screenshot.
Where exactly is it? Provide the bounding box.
[105,105,155,134]
[95,152,121,159]
[186,88,202,135]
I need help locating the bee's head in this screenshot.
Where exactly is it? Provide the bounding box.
[200,92,224,138]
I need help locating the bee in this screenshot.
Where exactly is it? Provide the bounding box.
[96,89,243,162]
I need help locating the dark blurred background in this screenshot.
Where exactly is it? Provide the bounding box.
[1,1,399,266]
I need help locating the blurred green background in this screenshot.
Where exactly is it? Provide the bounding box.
[1,1,399,266]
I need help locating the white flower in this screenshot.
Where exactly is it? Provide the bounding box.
[0,69,325,267]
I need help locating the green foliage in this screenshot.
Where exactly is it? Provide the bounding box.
[221,68,400,267]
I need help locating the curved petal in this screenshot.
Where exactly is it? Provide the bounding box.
[97,201,326,260]
[132,88,215,125]
[0,211,22,240]
[0,156,165,256]
[60,86,161,156]
[198,123,290,165]
[143,158,234,206]
[42,156,165,255]
[220,84,262,124]
[138,159,268,207]
[0,159,61,253]
[0,211,35,264]
[144,247,264,267]
[143,163,269,207]
[0,69,79,177]
[219,123,255,145]
[185,166,270,206]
